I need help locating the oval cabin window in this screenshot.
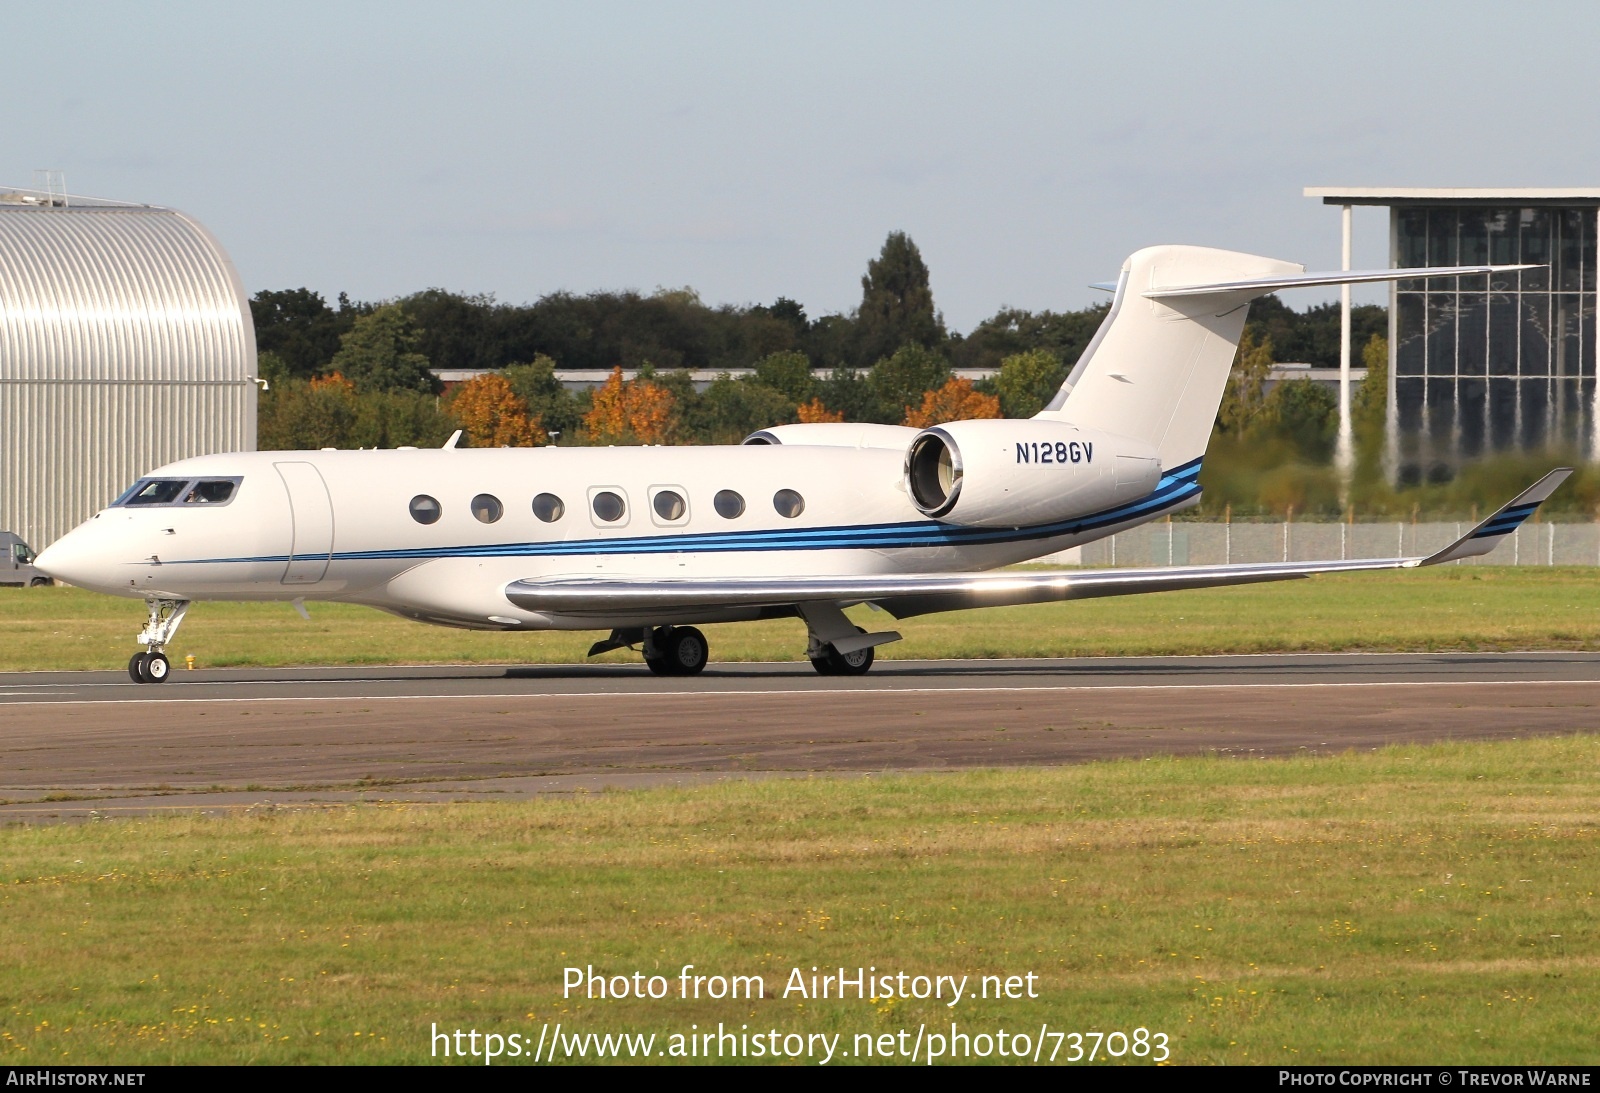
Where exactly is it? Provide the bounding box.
[409,495,442,525]
[591,491,626,523]
[471,494,503,524]
[773,489,805,519]
[532,493,565,522]
[714,490,745,519]
[653,490,686,521]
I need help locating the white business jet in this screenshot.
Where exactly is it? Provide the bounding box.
[37,245,1569,683]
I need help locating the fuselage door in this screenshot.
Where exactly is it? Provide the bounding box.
[275,461,334,584]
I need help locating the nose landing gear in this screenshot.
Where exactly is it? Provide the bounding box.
[128,599,189,684]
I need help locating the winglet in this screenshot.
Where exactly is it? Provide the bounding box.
[1419,468,1574,566]
[443,429,464,449]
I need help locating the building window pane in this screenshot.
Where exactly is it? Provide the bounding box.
[1520,208,1552,292]
[1488,377,1518,450]
[1520,296,1552,377]
[1396,294,1426,378]
[1489,293,1519,376]
[1426,294,1457,377]
[1458,297,1487,377]
[1458,376,1487,458]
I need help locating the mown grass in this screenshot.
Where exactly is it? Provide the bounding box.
[4,567,1600,672]
[1,737,1597,1065]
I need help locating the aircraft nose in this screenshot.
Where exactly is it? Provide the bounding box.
[35,527,116,592]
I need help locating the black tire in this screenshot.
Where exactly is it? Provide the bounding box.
[644,654,673,676]
[128,652,150,683]
[144,653,171,683]
[665,626,708,675]
[825,643,874,676]
[29,577,51,588]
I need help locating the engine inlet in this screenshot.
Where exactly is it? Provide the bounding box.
[906,430,961,517]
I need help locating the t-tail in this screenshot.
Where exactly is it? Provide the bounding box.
[1035,245,1537,474]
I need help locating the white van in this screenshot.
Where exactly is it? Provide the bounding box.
[1,532,51,587]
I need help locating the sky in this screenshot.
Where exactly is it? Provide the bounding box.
[5,1,1600,332]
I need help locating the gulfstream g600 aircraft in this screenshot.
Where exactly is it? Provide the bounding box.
[37,245,1569,683]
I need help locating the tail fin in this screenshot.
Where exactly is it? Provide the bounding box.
[1037,245,1537,473]
[1036,245,1300,470]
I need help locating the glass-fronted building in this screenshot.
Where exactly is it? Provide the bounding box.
[1307,189,1600,485]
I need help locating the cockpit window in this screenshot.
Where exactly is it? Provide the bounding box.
[184,480,237,504]
[120,479,192,506]
[115,476,242,507]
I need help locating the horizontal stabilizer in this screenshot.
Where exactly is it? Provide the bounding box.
[1143,264,1537,299]
[503,471,1570,621]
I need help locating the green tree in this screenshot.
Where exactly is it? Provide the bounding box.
[250,288,358,379]
[855,231,944,366]
[681,376,797,444]
[1264,378,1338,461]
[867,344,951,424]
[1217,328,1273,435]
[750,350,815,403]
[328,304,438,394]
[504,355,583,441]
[993,348,1066,418]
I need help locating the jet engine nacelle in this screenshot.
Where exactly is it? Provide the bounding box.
[904,419,1161,526]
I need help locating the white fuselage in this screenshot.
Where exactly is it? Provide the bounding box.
[39,443,1197,632]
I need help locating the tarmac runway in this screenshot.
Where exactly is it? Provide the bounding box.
[2,651,1597,821]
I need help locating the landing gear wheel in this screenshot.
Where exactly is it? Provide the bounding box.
[638,625,712,676]
[143,652,171,683]
[29,577,50,587]
[128,652,150,683]
[825,643,874,676]
[664,626,709,675]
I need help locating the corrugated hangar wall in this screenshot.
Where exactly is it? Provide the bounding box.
[0,197,257,550]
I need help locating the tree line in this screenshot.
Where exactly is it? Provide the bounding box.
[256,231,1376,455]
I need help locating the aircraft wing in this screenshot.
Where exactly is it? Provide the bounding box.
[503,469,1571,620]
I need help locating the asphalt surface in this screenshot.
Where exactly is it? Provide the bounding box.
[3,652,1598,820]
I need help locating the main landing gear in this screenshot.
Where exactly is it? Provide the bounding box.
[128,598,189,684]
[586,606,901,678]
[588,625,709,676]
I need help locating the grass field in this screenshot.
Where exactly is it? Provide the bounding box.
[5,567,1600,673]
[1,736,1596,1065]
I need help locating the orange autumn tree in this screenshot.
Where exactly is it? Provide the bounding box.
[796,397,845,423]
[903,376,1001,428]
[582,366,677,444]
[449,372,547,447]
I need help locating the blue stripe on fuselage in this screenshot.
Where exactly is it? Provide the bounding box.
[185,457,1204,566]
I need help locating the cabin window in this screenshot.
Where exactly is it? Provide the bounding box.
[532,493,565,522]
[652,489,687,522]
[591,490,626,523]
[714,490,745,519]
[184,480,237,505]
[121,479,192,506]
[773,489,805,518]
[471,494,503,523]
[409,495,442,524]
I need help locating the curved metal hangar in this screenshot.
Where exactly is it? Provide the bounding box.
[0,187,257,552]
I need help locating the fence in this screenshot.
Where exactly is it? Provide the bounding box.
[1038,521,1600,567]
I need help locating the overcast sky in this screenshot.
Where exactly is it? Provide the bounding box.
[5,1,1599,331]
